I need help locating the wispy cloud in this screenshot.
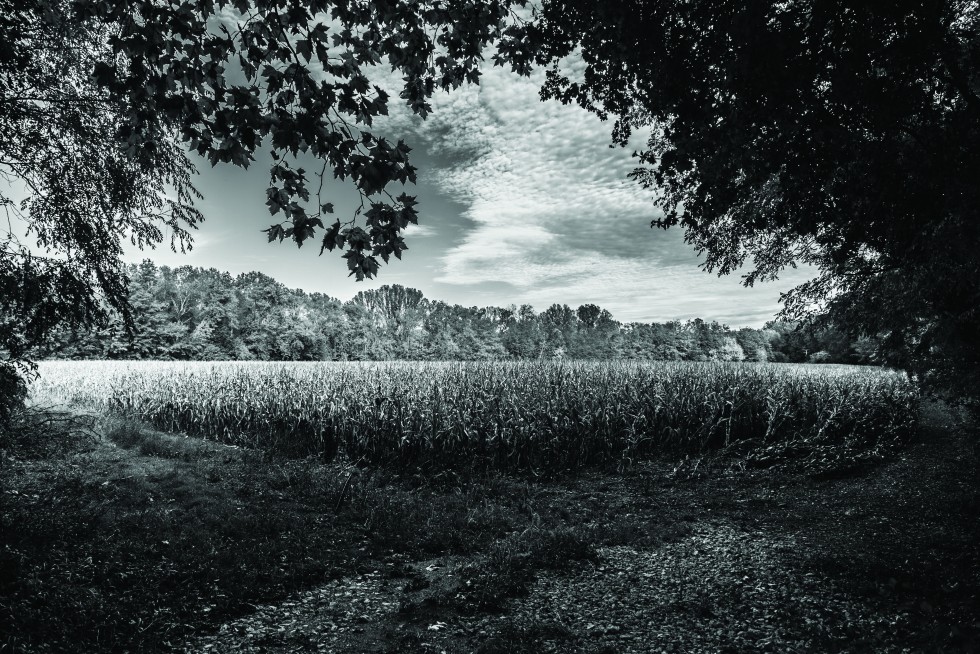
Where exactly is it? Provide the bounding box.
[402,223,437,238]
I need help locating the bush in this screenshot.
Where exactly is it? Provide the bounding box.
[0,362,27,427]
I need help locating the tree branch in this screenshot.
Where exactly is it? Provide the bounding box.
[939,44,980,120]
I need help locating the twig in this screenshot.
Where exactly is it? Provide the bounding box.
[333,455,366,514]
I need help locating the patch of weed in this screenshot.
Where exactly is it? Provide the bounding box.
[0,407,96,460]
[106,420,218,461]
[455,527,599,612]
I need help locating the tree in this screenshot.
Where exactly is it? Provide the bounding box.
[502,305,547,359]
[716,338,747,363]
[1,0,528,412]
[572,304,620,358]
[2,0,202,383]
[502,0,979,403]
[540,303,577,357]
[734,328,774,363]
[26,258,883,364]
[621,323,679,360]
[766,321,812,363]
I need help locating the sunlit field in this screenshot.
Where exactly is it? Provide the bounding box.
[31,360,918,470]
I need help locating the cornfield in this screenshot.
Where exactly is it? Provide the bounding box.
[31,360,919,469]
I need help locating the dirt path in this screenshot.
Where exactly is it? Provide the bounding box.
[184,403,980,654]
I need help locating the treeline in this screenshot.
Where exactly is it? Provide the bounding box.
[38,261,878,364]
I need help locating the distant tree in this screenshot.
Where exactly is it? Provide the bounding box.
[186,320,226,360]
[339,303,392,360]
[502,305,547,359]
[540,304,577,357]
[812,326,854,364]
[766,321,813,363]
[126,285,173,358]
[684,319,731,361]
[467,308,509,360]
[808,350,833,364]
[352,285,426,332]
[304,293,347,360]
[621,323,681,361]
[618,324,650,360]
[734,328,774,363]
[572,304,620,358]
[32,260,886,366]
[715,337,746,362]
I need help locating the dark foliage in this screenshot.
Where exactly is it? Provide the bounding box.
[0,364,27,426]
[500,0,980,407]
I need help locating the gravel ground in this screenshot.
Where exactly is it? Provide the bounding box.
[186,571,398,652]
[507,521,915,653]
[186,521,919,654]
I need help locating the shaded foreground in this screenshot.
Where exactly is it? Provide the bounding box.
[1,402,977,653]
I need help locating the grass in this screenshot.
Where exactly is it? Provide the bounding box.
[2,408,978,652]
[474,620,578,654]
[0,408,705,652]
[2,415,356,652]
[1,412,644,651]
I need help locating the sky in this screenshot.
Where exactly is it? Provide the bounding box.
[50,55,813,328]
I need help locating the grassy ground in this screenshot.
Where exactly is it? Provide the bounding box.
[1,402,977,653]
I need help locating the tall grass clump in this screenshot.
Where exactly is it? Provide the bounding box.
[32,360,918,470]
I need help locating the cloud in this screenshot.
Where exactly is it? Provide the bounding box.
[384,65,659,264]
[367,53,812,327]
[402,223,437,238]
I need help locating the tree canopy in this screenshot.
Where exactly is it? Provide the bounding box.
[1,0,528,373]
[505,0,980,400]
[2,0,978,407]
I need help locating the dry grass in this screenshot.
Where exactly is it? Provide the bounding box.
[31,360,918,471]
